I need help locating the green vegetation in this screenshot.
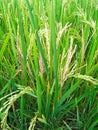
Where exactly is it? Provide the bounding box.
[0,0,98,129]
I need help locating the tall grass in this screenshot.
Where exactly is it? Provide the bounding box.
[0,0,98,129]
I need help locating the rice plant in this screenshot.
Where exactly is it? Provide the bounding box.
[0,0,98,129]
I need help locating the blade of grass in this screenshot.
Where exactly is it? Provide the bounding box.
[56,81,80,109]
[16,1,27,129]
[51,0,59,106]
[0,33,10,62]
[33,38,42,114]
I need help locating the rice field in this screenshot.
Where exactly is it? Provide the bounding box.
[0,0,98,129]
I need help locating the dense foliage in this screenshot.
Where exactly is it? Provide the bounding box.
[0,0,98,129]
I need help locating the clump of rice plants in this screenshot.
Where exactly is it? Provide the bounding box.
[0,0,98,129]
